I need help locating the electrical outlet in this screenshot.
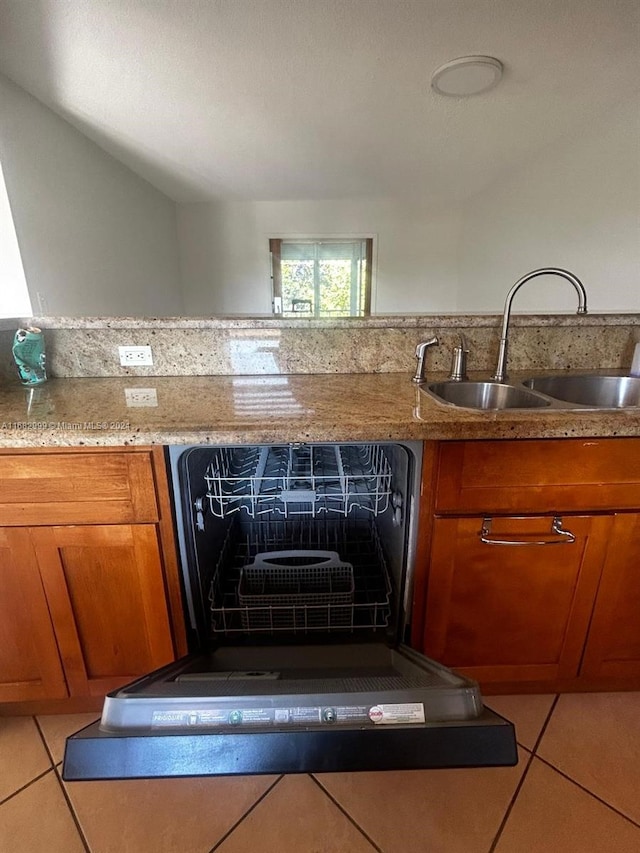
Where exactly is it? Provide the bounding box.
[119,345,153,366]
[124,387,158,407]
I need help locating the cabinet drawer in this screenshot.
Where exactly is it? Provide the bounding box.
[435,438,640,514]
[0,450,159,525]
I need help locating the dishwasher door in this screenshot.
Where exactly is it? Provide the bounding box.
[62,643,517,779]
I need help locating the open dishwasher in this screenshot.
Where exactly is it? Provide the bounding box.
[63,442,516,779]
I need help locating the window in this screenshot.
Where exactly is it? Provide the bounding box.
[270,238,373,318]
[0,160,32,318]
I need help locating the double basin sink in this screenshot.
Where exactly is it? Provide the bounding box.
[425,374,640,411]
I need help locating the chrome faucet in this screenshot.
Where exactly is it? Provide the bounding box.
[492,268,588,382]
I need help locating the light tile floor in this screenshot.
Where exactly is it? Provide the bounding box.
[1,693,639,852]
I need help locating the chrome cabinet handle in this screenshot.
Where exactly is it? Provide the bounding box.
[479,516,576,546]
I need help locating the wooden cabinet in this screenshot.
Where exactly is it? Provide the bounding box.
[0,528,68,703]
[0,448,186,710]
[32,524,176,697]
[580,513,640,679]
[415,438,640,692]
[435,438,640,514]
[0,450,158,526]
[424,515,610,684]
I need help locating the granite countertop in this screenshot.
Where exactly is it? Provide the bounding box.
[1,372,639,447]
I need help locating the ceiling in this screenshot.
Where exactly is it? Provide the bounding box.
[0,0,638,204]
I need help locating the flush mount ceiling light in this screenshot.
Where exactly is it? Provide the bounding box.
[431,56,503,97]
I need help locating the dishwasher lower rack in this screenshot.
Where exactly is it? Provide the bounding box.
[238,551,355,631]
[209,518,392,635]
[204,444,393,519]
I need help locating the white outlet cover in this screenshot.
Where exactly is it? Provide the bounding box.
[124,387,158,407]
[119,345,153,366]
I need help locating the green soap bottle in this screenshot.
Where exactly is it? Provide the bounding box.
[12,326,47,385]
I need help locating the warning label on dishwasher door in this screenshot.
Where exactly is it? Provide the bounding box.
[151,710,229,727]
[150,707,323,728]
[150,709,279,728]
[150,703,425,728]
[368,703,426,725]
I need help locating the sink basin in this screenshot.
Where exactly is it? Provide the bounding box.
[426,381,551,410]
[523,375,640,408]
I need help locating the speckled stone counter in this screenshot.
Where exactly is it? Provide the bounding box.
[1,372,639,448]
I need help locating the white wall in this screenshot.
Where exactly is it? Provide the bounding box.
[0,74,183,316]
[177,99,639,317]
[177,198,462,314]
[1,67,635,318]
[458,98,640,313]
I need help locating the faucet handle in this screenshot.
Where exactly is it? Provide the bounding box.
[412,336,439,384]
[449,333,469,381]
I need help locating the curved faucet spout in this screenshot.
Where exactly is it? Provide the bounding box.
[493,268,588,383]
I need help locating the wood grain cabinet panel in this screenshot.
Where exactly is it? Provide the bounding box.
[422,515,612,684]
[415,437,640,692]
[435,438,640,515]
[31,525,176,697]
[0,447,185,709]
[580,513,640,679]
[0,450,158,526]
[0,528,68,702]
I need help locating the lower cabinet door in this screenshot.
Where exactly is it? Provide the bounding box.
[423,514,612,684]
[32,524,176,697]
[580,513,640,679]
[0,527,68,702]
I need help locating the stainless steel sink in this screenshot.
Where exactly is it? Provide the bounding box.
[523,375,640,408]
[426,381,551,410]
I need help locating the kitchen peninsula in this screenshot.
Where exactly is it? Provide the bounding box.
[1,311,639,446]
[1,313,639,716]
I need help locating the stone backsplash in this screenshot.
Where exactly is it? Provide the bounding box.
[1,314,638,382]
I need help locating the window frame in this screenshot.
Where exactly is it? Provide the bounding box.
[269,236,374,318]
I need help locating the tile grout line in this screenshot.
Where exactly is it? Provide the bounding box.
[310,774,385,853]
[486,750,536,853]
[0,714,57,807]
[534,754,640,832]
[33,716,92,853]
[0,767,54,808]
[530,694,561,755]
[531,693,640,830]
[487,694,560,853]
[32,715,57,768]
[208,774,284,852]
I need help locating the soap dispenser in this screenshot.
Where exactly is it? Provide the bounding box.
[12,326,47,385]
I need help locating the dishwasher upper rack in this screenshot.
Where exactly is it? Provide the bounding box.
[203,444,393,519]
